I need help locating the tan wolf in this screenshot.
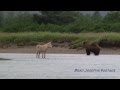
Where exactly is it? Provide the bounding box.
[36,42,53,58]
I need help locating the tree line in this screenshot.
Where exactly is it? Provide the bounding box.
[0,11,120,33]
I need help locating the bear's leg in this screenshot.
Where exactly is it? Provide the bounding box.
[86,49,90,55]
[94,50,100,56]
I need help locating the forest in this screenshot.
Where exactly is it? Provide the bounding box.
[0,11,120,33]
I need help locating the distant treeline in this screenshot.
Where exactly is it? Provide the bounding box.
[0,11,120,33]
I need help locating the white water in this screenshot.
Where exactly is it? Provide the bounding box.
[0,53,120,79]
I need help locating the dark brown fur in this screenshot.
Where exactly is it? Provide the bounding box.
[82,42,101,56]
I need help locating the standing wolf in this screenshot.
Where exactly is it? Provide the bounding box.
[36,42,52,58]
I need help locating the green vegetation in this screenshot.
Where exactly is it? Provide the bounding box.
[0,11,120,48]
[0,32,78,46]
[0,32,120,48]
[0,11,120,33]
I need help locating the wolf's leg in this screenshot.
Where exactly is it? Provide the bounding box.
[44,50,47,58]
[44,52,46,58]
[42,52,44,58]
[36,51,38,58]
[38,52,41,58]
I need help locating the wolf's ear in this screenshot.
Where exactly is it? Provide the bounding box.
[49,41,52,43]
[48,41,52,44]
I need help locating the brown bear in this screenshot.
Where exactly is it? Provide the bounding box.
[82,42,101,56]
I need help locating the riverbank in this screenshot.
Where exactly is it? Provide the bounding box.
[0,46,120,55]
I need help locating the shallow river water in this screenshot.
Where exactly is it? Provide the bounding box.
[0,53,120,79]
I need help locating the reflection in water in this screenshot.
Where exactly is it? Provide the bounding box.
[0,58,11,60]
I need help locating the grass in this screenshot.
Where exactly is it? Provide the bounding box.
[0,32,79,46]
[0,32,120,48]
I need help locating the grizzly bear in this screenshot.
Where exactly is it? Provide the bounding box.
[82,42,101,56]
